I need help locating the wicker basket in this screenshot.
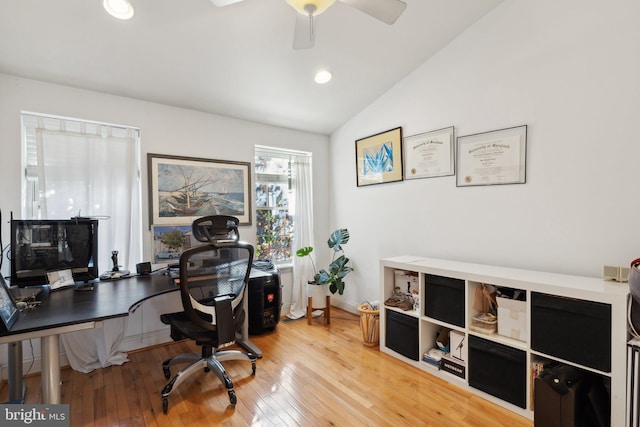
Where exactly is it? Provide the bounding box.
[357,304,380,347]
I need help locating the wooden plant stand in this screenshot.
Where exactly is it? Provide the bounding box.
[307,296,331,325]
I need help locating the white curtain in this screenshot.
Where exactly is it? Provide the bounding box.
[34,116,142,273]
[28,114,142,372]
[288,157,314,319]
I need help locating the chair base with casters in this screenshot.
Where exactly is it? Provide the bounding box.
[159,308,257,413]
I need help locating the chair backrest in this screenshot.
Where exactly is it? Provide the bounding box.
[178,236,254,343]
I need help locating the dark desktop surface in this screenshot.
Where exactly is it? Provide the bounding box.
[3,273,177,337]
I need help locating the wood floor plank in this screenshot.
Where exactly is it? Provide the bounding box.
[0,309,533,427]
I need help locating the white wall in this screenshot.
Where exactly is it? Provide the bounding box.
[0,73,330,376]
[329,0,640,311]
[0,74,330,267]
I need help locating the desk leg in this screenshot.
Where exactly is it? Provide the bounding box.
[41,335,61,404]
[5,341,25,403]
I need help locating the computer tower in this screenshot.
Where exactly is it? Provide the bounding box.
[248,261,281,335]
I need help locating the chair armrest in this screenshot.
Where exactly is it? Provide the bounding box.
[214,295,235,345]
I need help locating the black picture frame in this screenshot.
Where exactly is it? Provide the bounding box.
[0,276,19,331]
[355,127,404,187]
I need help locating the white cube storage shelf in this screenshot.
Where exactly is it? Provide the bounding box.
[380,256,629,424]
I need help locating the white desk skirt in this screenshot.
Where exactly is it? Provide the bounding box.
[60,317,129,373]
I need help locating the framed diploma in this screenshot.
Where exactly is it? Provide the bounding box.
[355,127,403,187]
[403,126,455,180]
[456,125,527,187]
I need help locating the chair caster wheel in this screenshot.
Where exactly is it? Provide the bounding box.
[162,397,169,414]
[228,389,237,406]
[163,366,171,379]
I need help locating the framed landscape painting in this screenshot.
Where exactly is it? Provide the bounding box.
[148,153,251,226]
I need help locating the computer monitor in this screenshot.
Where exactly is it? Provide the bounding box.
[10,218,99,286]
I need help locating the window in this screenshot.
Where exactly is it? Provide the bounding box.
[254,146,311,263]
[21,113,142,273]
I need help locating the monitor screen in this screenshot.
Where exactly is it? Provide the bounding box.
[10,219,99,286]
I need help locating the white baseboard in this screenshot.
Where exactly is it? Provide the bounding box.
[330,299,358,315]
[120,329,173,352]
[280,300,359,319]
[0,352,69,382]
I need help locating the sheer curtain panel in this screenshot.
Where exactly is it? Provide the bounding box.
[288,156,314,319]
[24,114,142,273]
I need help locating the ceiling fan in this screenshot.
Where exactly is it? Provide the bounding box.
[210,0,407,49]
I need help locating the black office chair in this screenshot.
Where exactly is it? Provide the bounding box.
[160,216,257,413]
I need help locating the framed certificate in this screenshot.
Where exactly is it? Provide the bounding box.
[403,126,454,179]
[456,125,527,187]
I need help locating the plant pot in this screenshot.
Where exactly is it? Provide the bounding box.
[307,281,328,309]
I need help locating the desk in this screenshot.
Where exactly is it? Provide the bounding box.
[0,273,261,404]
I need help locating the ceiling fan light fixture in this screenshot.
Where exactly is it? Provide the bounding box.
[314,69,332,84]
[286,0,336,16]
[103,0,135,20]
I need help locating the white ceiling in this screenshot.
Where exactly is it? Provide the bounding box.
[0,0,502,135]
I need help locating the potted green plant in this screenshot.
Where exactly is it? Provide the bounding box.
[296,228,353,296]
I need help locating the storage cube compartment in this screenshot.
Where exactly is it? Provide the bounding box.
[531,292,611,372]
[468,335,527,408]
[385,309,419,360]
[497,294,527,341]
[394,269,419,294]
[424,274,465,327]
[533,363,611,427]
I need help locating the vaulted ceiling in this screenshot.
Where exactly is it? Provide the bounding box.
[0,0,503,134]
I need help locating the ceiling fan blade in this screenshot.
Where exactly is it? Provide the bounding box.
[210,0,245,7]
[339,0,407,25]
[292,14,315,50]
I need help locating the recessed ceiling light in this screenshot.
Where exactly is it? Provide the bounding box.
[103,0,135,20]
[314,69,332,84]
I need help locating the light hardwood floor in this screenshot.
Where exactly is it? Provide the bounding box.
[1,309,533,426]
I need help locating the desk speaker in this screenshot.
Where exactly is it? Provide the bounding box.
[136,262,152,275]
[603,265,629,282]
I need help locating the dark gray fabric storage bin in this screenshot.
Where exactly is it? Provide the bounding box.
[468,335,527,408]
[385,310,419,360]
[531,292,611,372]
[424,274,465,327]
